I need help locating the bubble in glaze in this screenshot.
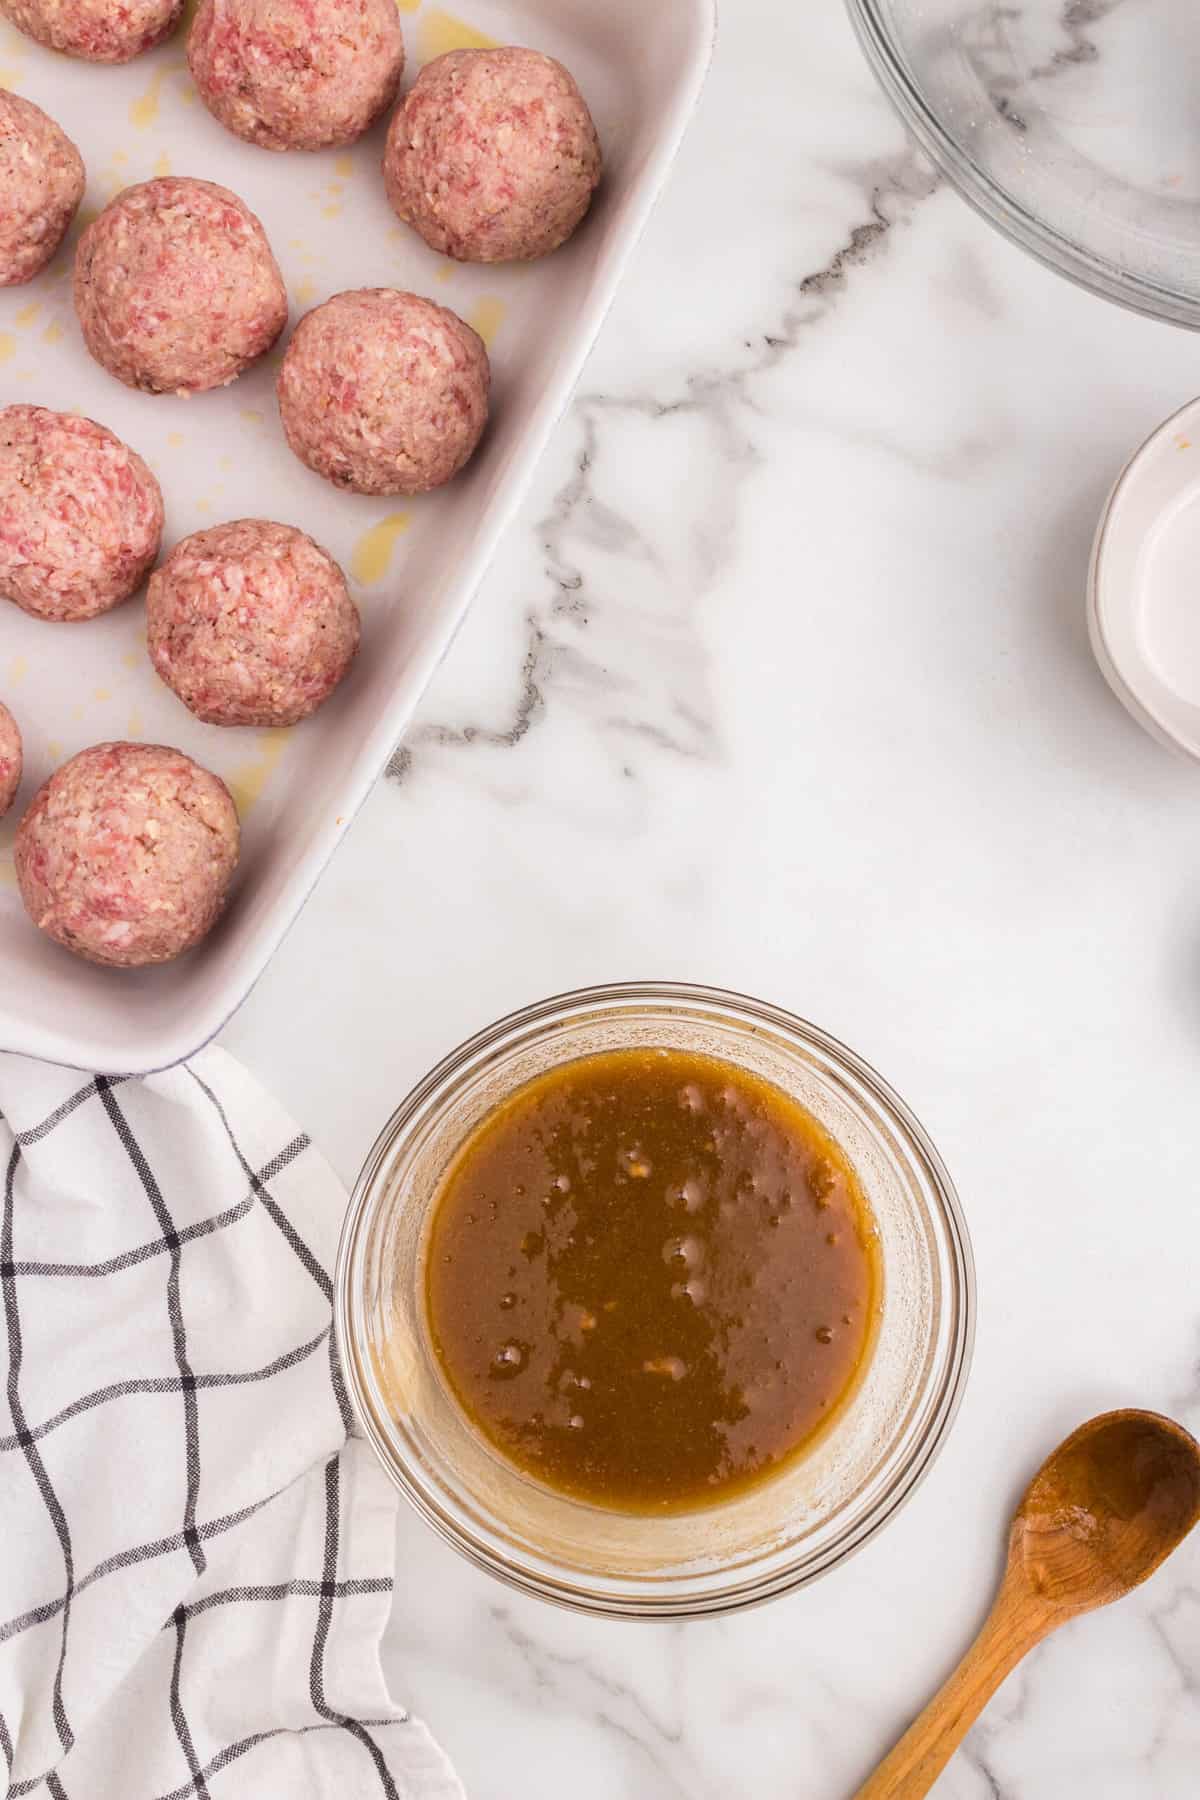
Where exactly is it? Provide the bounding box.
[642,1356,688,1382]
[668,1177,705,1215]
[663,1234,705,1272]
[492,1342,527,1378]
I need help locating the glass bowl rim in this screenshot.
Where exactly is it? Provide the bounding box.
[844,0,1200,332]
[335,980,977,1619]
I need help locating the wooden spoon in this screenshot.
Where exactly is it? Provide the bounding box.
[854,1409,1200,1799]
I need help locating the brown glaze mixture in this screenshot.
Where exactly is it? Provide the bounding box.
[425,1048,882,1512]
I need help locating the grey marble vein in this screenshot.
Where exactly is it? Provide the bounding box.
[483,1607,701,1799]
[389,145,940,788]
[1025,0,1126,82]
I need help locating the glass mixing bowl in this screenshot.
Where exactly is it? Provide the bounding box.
[847,0,1200,328]
[335,983,975,1618]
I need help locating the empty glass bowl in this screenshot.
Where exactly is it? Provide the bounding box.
[336,983,975,1618]
[847,0,1200,328]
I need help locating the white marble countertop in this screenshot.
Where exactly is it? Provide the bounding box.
[223,3,1200,1794]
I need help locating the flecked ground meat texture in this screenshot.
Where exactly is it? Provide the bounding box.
[0,406,164,622]
[383,47,602,263]
[0,0,182,61]
[0,702,21,817]
[0,91,85,286]
[277,288,489,495]
[15,742,240,967]
[75,177,288,395]
[148,519,360,727]
[189,0,405,151]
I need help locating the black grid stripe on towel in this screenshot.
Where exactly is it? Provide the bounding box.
[0,1059,429,1800]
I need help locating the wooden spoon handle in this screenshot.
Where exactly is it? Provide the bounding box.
[852,1584,1051,1799]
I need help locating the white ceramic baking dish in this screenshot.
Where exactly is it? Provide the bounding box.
[0,0,716,1072]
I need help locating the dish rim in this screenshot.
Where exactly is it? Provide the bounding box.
[1088,392,1200,761]
[844,0,1200,332]
[335,979,977,1619]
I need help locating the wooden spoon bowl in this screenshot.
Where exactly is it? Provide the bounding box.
[854,1410,1200,1799]
[1016,1411,1200,1610]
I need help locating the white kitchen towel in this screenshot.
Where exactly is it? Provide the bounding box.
[0,1047,463,1800]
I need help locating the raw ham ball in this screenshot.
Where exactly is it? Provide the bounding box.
[147,519,360,726]
[0,406,164,622]
[0,0,182,60]
[383,47,601,263]
[74,177,288,395]
[277,288,489,495]
[0,90,84,285]
[0,701,21,816]
[15,743,240,967]
[188,0,405,151]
